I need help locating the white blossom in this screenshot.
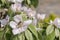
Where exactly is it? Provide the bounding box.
[11,3,22,12]
[9,15,32,35]
[26,8,36,18]
[14,15,22,23]
[53,18,60,28]
[37,13,46,20]
[10,21,17,29]
[32,18,37,26]
[12,28,20,35]
[22,6,28,12]
[23,20,32,26]
[0,15,9,27]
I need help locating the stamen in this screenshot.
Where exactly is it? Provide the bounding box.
[17,21,23,28]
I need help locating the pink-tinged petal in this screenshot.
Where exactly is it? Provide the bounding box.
[14,15,22,23]
[53,18,60,28]
[23,20,32,26]
[12,28,20,35]
[37,13,46,20]
[10,21,17,29]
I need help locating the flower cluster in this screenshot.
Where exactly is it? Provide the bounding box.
[0,9,9,28]
[0,0,60,40]
[8,0,46,35]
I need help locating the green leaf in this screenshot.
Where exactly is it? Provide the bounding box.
[5,33,12,40]
[0,25,9,40]
[59,32,60,40]
[7,9,14,21]
[27,0,31,5]
[12,36,18,40]
[38,22,43,27]
[28,24,39,40]
[21,13,28,21]
[49,13,56,21]
[18,33,25,40]
[38,31,43,40]
[46,25,54,35]
[55,28,59,37]
[0,31,4,40]
[3,25,12,40]
[1,0,6,4]
[0,28,4,31]
[22,0,38,8]
[45,31,55,40]
[30,0,38,7]
[25,30,33,40]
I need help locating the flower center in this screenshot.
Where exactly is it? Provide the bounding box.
[17,21,23,28]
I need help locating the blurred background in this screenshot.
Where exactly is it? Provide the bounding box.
[36,0,60,16]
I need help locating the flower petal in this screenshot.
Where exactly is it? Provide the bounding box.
[23,20,32,26]
[19,26,28,32]
[22,6,28,12]
[1,19,8,27]
[37,14,46,20]
[12,28,20,35]
[53,18,60,28]
[10,21,17,29]
[11,3,22,12]
[21,26,28,31]
[32,18,37,26]
[27,10,36,18]
[14,15,22,23]
[1,24,4,28]
[5,15,9,22]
